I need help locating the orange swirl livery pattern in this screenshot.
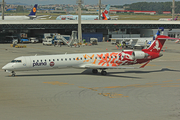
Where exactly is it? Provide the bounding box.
[80,52,135,67]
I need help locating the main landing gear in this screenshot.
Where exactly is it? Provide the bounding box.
[92,69,107,75]
[11,71,16,77]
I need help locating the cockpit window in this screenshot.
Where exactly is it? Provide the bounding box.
[16,60,22,63]
[11,60,16,63]
[11,60,22,63]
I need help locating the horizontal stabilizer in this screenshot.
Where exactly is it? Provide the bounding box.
[140,61,150,68]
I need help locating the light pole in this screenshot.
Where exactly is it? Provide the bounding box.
[76,0,83,44]
[172,0,176,20]
[98,0,101,20]
[2,0,4,20]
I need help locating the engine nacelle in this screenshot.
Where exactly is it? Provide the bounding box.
[132,51,149,59]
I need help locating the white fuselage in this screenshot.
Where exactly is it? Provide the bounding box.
[0,16,30,20]
[2,51,138,72]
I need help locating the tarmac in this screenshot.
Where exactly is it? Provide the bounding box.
[0,41,180,120]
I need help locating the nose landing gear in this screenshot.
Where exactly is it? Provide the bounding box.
[11,71,16,77]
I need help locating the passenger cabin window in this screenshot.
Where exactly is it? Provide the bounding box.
[33,60,35,62]
[65,58,67,61]
[61,59,63,61]
[53,59,55,61]
[41,60,42,62]
[95,57,97,59]
[73,58,75,60]
[80,58,82,60]
[57,59,59,61]
[45,60,46,62]
[37,60,39,62]
[69,58,71,60]
[49,59,51,62]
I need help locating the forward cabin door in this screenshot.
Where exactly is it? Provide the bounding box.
[23,57,31,68]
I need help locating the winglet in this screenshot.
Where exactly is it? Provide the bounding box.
[140,60,150,68]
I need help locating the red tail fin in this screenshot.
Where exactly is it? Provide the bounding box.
[102,12,108,20]
[142,35,169,53]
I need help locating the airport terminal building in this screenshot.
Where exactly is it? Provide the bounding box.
[0,20,180,42]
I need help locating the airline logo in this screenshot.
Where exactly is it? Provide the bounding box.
[50,62,55,67]
[33,62,47,67]
[104,10,108,15]
[153,40,160,51]
[33,7,36,13]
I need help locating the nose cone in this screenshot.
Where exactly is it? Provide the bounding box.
[2,64,13,70]
[2,66,6,70]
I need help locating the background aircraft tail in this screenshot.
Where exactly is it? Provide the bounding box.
[174,15,178,21]
[28,4,38,16]
[153,27,164,40]
[142,35,169,53]
[101,4,110,20]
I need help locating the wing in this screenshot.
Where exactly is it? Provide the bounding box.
[81,65,138,69]
[80,61,150,69]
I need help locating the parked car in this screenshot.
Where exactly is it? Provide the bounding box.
[4,36,18,43]
[29,37,39,43]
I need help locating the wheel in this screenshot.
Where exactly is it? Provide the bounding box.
[12,74,15,77]
[101,71,107,75]
[92,69,98,74]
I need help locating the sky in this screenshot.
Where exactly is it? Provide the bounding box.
[6,0,180,5]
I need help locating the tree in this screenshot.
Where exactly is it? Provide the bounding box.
[16,6,24,12]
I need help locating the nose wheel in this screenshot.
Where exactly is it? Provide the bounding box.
[11,71,16,77]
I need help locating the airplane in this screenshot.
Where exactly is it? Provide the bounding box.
[110,27,165,49]
[2,35,170,76]
[56,4,110,20]
[158,15,178,21]
[0,4,48,20]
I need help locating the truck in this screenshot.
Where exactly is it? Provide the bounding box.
[43,36,54,45]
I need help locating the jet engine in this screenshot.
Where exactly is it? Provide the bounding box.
[132,51,149,59]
